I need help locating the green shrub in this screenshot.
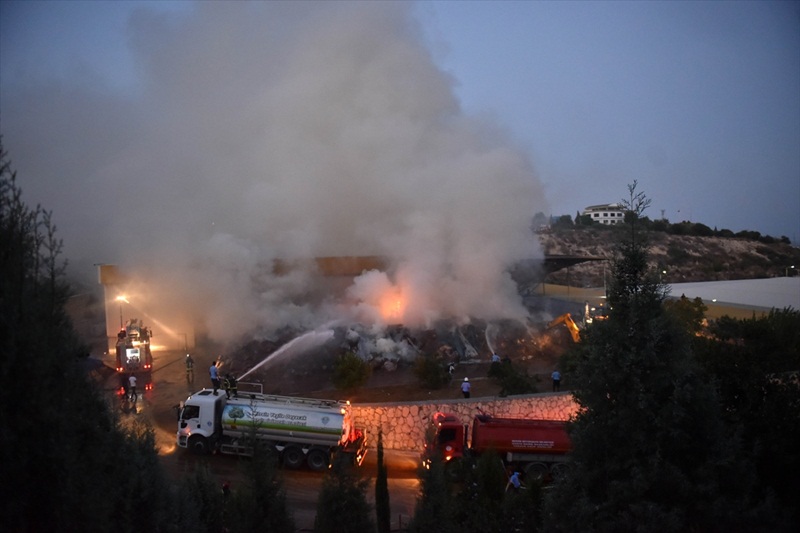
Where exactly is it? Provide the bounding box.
[667,243,691,264]
[413,354,448,389]
[489,361,537,397]
[332,352,371,391]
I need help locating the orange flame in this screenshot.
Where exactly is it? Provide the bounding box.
[379,290,406,322]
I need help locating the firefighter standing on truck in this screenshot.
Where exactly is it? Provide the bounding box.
[223,374,238,399]
[209,359,221,394]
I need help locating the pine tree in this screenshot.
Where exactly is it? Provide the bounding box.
[0,142,177,531]
[696,308,800,528]
[408,436,456,533]
[174,462,226,533]
[451,450,507,533]
[314,457,374,533]
[544,183,755,532]
[227,446,294,533]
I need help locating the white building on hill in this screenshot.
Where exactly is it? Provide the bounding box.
[583,203,625,225]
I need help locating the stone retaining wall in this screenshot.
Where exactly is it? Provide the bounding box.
[351,392,578,451]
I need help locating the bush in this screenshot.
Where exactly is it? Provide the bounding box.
[314,459,373,533]
[667,243,691,265]
[651,219,669,232]
[332,351,371,391]
[488,361,537,397]
[413,354,449,389]
[692,222,714,236]
[553,214,574,228]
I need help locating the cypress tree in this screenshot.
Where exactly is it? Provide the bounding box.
[375,429,391,533]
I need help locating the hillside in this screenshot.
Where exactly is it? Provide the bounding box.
[539,227,800,288]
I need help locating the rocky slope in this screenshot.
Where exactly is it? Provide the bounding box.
[539,227,800,288]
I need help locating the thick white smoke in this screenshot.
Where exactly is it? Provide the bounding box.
[4,2,547,343]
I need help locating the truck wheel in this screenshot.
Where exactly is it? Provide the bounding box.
[282,445,305,469]
[188,435,208,455]
[525,462,547,482]
[261,446,280,467]
[306,449,329,471]
[550,462,569,479]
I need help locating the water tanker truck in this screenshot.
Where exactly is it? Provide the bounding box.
[177,387,367,471]
[427,411,571,481]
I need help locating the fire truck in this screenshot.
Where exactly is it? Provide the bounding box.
[426,411,571,482]
[177,386,368,471]
[115,318,153,395]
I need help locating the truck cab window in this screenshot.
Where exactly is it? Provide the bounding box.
[181,405,200,421]
[438,428,457,444]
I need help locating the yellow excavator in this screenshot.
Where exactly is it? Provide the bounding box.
[547,313,581,343]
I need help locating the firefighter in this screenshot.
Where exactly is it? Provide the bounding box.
[223,373,238,399]
[185,353,194,381]
[461,377,471,398]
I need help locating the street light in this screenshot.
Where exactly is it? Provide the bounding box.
[115,295,128,329]
[786,265,796,277]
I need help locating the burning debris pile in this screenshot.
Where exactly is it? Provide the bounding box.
[224,313,576,396]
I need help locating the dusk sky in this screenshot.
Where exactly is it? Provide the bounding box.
[425,1,799,236]
[1,1,798,326]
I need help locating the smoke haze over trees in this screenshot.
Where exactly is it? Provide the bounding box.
[0,143,175,530]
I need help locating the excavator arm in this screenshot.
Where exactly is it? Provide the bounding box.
[547,313,581,343]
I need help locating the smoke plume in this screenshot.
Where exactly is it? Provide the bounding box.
[3,2,546,343]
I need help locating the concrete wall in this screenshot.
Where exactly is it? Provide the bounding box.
[351,392,578,451]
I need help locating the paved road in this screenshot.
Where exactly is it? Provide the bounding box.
[103,349,421,531]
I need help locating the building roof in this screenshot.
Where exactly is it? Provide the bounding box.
[584,203,622,211]
[667,277,800,311]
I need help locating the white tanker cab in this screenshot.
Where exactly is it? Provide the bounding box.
[177,384,367,471]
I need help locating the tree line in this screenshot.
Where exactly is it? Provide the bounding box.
[536,210,793,245]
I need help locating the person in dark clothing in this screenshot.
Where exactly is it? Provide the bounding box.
[223,374,238,399]
[185,353,194,381]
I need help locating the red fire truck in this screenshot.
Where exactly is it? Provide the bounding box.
[426,411,571,482]
[115,318,154,395]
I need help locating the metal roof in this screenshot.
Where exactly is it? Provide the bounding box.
[667,277,800,311]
